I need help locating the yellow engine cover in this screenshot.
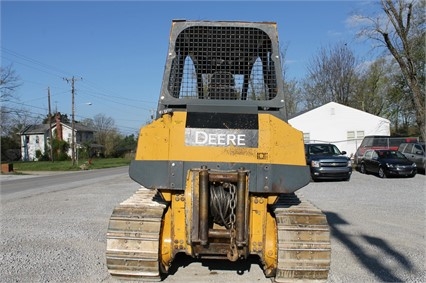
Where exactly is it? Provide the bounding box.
[136,111,305,165]
[129,109,310,194]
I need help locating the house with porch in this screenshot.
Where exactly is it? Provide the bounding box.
[20,114,97,161]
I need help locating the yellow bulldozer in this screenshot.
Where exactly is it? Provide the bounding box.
[106,20,331,282]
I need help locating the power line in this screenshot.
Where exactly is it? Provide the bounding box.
[3,47,156,112]
[79,81,155,103]
[82,90,153,111]
[2,47,152,135]
[1,47,72,78]
[5,100,48,112]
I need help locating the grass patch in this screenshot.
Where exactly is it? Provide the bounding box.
[11,157,132,172]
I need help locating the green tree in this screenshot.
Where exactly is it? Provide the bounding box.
[1,136,21,161]
[387,73,419,136]
[88,113,117,152]
[104,131,122,157]
[42,112,71,124]
[350,57,391,116]
[113,134,137,158]
[51,138,70,161]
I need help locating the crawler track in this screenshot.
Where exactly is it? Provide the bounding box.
[106,189,330,282]
[106,187,167,281]
[272,193,331,282]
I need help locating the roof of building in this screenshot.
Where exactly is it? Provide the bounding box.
[19,124,50,134]
[289,101,390,122]
[19,122,96,135]
[61,122,97,132]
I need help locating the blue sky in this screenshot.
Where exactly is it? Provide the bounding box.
[1,1,378,135]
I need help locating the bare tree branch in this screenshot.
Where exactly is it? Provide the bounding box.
[0,64,22,103]
[303,42,357,108]
[353,0,425,141]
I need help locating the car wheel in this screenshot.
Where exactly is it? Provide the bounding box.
[378,167,386,178]
[360,164,366,174]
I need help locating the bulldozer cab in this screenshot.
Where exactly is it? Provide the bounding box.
[157,20,285,117]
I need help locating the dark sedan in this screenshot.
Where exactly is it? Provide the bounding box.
[359,149,417,178]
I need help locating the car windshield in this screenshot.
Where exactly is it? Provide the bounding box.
[309,144,341,155]
[377,150,406,159]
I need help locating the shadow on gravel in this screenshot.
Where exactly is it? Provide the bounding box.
[325,211,413,282]
[164,253,263,279]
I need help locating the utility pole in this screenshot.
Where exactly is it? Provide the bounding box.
[63,76,82,166]
[47,87,54,162]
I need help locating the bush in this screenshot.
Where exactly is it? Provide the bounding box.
[35,150,42,159]
[39,153,50,161]
[57,152,70,161]
[35,149,50,161]
[1,136,21,162]
[51,139,70,161]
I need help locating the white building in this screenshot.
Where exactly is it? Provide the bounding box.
[20,122,96,161]
[288,102,390,157]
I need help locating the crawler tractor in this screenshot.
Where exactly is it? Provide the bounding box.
[106,20,331,282]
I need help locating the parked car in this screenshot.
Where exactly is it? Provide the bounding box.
[354,135,419,167]
[359,149,417,178]
[398,142,425,173]
[305,143,352,181]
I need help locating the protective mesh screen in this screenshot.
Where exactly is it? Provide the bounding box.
[168,25,278,100]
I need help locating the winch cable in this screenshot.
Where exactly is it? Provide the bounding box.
[209,184,232,229]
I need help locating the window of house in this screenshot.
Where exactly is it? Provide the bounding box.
[347,131,355,140]
[347,130,364,141]
[35,136,39,143]
[356,131,365,139]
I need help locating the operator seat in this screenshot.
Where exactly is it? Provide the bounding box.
[208,71,237,100]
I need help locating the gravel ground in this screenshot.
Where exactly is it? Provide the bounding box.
[298,171,425,283]
[0,169,424,283]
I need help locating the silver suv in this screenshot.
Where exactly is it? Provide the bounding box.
[398,142,425,173]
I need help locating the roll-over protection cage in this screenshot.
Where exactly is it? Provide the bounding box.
[157,20,286,119]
